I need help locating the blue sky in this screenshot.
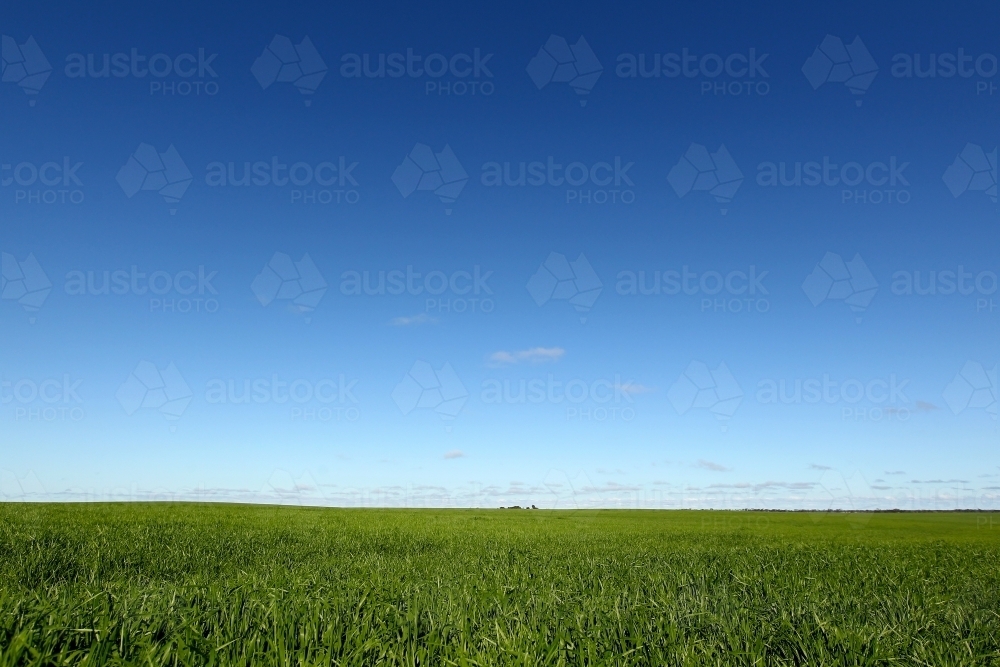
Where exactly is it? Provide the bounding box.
[1,0,997,509]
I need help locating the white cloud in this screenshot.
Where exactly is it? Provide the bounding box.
[390,313,438,326]
[444,449,465,459]
[620,382,655,396]
[582,482,642,493]
[697,459,729,472]
[488,347,565,366]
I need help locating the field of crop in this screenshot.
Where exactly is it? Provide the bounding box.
[0,505,998,666]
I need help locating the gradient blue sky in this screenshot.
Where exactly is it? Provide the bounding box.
[1,0,997,509]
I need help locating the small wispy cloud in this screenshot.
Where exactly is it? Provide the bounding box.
[885,470,906,475]
[620,382,655,396]
[444,449,465,460]
[582,482,642,493]
[697,459,729,472]
[390,313,437,327]
[704,481,816,491]
[809,464,833,471]
[488,347,565,365]
[883,402,937,417]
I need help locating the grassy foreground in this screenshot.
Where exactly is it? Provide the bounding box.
[0,505,998,666]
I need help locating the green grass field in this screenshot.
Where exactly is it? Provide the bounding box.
[0,504,998,665]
